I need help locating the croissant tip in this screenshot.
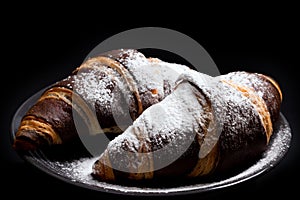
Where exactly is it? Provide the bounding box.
[258,73,283,102]
[13,138,38,151]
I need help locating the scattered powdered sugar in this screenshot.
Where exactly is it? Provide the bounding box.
[221,71,278,109]
[118,49,190,96]
[32,113,290,195]
[256,115,291,167]
[73,67,118,106]
[53,157,99,183]
[118,49,149,69]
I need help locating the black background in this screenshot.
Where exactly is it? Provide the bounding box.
[1,4,299,200]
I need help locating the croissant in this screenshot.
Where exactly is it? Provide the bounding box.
[13,49,190,151]
[92,70,282,181]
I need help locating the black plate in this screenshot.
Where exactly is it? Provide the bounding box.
[11,87,292,196]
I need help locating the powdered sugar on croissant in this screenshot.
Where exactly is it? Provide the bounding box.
[92,70,282,181]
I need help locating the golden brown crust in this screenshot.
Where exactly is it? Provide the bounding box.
[188,143,219,177]
[13,116,62,151]
[92,151,115,181]
[221,79,273,143]
[259,74,283,102]
[222,71,282,124]
[75,56,143,117]
[13,92,75,150]
[17,116,62,144]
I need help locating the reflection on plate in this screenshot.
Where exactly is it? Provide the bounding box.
[11,87,292,196]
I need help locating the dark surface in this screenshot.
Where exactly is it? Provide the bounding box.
[2,5,299,200]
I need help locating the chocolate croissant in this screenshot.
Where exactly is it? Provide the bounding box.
[13,49,190,150]
[92,70,282,181]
